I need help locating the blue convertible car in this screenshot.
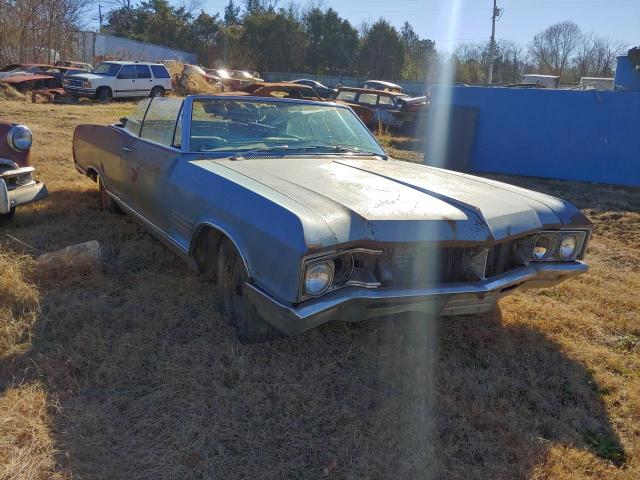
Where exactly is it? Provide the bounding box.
[73,96,592,342]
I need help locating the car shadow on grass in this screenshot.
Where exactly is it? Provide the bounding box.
[0,187,628,479]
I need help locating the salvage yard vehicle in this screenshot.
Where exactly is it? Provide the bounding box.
[393,95,430,132]
[0,64,81,92]
[288,79,338,98]
[228,70,263,85]
[241,82,373,124]
[362,80,404,93]
[72,95,592,343]
[63,61,172,101]
[0,120,48,223]
[336,87,408,128]
[205,69,243,90]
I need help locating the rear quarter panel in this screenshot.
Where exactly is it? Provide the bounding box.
[73,124,131,197]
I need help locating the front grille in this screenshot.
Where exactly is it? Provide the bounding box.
[68,79,84,87]
[376,239,528,287]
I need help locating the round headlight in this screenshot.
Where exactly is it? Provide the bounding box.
[7,125,32,152]
[304,261,334,296]
[559,235,578,260]
[532,234,552,260]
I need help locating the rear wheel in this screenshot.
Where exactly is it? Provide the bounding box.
[150,86,165,98]
[217,240,280,343]
[0,207,15,225]
[98,176,121,213]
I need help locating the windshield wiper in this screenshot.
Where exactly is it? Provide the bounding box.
[229,144,387,160]
[296,145,388,159]
[229,145,290,160]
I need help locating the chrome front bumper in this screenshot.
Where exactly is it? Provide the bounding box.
[63,86,97,97]
[0,170,49,214]
[245,262,588,335]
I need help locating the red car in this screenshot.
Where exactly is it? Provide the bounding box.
[0,120,48,223]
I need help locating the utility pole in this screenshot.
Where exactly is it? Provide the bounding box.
[98,4,103,30]
[487,0,501,84]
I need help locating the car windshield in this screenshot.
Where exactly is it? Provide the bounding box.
[190,98,385,157]
[63,69,86,77]
[93,62,121,76]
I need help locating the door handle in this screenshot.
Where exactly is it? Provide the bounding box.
[122,147,133,152]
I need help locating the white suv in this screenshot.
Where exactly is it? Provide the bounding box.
[63,61,173,101]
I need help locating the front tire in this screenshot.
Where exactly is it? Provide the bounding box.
[96,87,112,102]
[217,240,279,343]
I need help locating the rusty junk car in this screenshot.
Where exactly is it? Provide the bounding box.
[0,120,48,223]
[73,95,592,343]
[240,82,374,125]
[336,87,410,129]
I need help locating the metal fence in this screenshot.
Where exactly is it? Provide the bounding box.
[262,72,429,96]
[71,32,197,65]
[429,85,640,187]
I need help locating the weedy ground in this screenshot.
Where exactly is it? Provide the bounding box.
[0,99,638,479]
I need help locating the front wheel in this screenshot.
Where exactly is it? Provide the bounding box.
[96,87,112,102]
[150,86,165,98]
[217,240,280,343]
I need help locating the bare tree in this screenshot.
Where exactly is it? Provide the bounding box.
[529,20,582,80]
[454,42,486,84]
[575,34,627,78]
[0,0,97,65]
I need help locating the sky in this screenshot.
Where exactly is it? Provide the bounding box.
[199,0,640,52]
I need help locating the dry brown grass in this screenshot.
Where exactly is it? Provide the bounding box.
[0,99,638,479]
[0,84,26,102]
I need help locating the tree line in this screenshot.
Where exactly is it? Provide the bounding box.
[101,0,436,80]
[455,21,628,85]
[0,0,630,85]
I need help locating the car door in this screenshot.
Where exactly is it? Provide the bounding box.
[376,94,395,124]
[135,64,153,96]
[115,65,137,98]
[121,97,184,232]
[356,92,380,123]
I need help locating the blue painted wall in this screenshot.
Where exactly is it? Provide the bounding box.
[430,85,640,187]
[614,55,640,91]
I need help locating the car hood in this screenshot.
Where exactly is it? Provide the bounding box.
[67,73,104,81]
[213,157,590,245]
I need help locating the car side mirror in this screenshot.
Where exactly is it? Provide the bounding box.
[120,117,128,125]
